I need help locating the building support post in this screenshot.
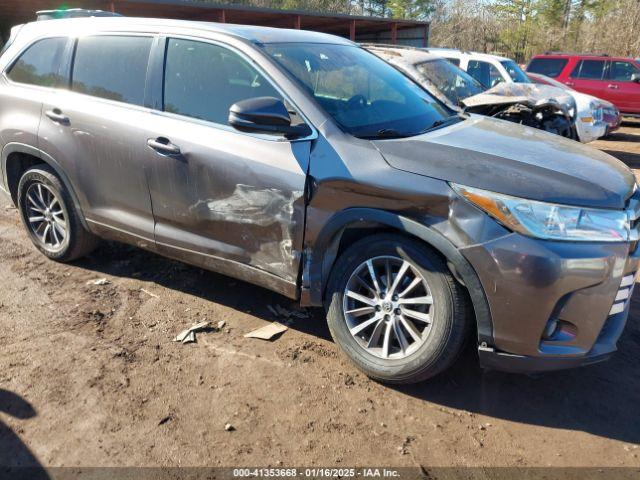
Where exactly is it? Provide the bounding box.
[349,19,356,41]
[294,15,301,29]
[217,9,226,23]
[391,22,397,44]
[108,1,115,13]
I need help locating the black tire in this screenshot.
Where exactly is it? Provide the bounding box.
[325,233,470,384]
[17,165,98,262]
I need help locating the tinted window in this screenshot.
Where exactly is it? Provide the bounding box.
[415,58,484,105]
[7,37,67,87]
[500,60,530,83]
[264,43,453,139]
[445,57,460,67]
[164,39,282,125]
[467,60,503,88]
[609,61,639,81]
[72,36,152,105]
[571,60,606,79]
[526,58,568,78]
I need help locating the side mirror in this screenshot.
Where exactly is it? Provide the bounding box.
[632,72,640,83]
[229,96,310,138]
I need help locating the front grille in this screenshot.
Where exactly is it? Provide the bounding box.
[609,273,636,316]
[626,191,640,252]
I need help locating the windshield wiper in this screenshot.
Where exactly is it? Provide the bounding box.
[358,128,412,140]
[358,114,465,140]
[416,114,464,135]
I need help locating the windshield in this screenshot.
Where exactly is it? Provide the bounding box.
[415,58,485,105]
[501,60,530,83]
[263,43,454,139]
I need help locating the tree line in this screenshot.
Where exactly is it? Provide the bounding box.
[218,0,640,62]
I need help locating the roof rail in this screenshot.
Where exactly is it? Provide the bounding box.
[36,9,122,21]
[543,51,609,56]
[359,43,422,51]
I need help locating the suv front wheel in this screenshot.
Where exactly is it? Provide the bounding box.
[17,165,98,262]
[325,234,469,384]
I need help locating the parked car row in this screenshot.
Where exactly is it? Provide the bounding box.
[366,45,578,141]
[1,13,638,384]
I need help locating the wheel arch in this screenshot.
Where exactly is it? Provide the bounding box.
[303,207,494,347]
[2,142,90,230]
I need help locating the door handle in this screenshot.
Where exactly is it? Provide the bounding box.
[147,137,181,155]
[45,109,69,124]
[607,84,619,89]
[565,81,575,87]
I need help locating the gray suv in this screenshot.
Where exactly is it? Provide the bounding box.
[1,17,638,383]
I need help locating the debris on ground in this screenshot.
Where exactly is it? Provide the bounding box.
[181,331,196,344]
[398,435,416,455]
[224,423,235,432]
[217,320,226,330]
[173,321,212,343]
[140,288,159,298]
[86,278,110,286]
[268,304,311,320]
[244,322,288,340]
[158,415,173,426]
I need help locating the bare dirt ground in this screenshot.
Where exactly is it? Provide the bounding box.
[1,122,640,472]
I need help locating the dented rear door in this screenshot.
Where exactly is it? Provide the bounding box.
[144,37,311,295]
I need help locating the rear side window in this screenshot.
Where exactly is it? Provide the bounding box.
[609,61,639,81]
[163,38,282,125]
[571,59,606,79]
[526,58,567,78]
[445,57,460,67]
[6,37,67,87]
[72,36,152,106]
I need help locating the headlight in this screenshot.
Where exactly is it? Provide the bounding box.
[451,183,630,242]
[580,102,602,124]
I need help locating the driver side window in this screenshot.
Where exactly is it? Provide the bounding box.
[163,38,282,125]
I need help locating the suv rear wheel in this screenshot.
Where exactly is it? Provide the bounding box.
[17,165,98,262]
[325,234,469,384]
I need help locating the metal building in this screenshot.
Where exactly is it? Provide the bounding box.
[0,0,430,46]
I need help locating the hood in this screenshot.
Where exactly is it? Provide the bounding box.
[462,83,574,113]
[373,115,635,210]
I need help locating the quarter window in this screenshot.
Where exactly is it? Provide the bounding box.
[609,61,639,81]
[163,38,281,125]
[71,36,152,106]
[6,37,67,87]
[571,60,606,80]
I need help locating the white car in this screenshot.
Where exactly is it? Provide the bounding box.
[527,72,610,143]
[426,48,531,87]
[430,48,606,142]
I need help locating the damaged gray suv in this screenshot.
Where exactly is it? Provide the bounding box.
[1,17,638,383]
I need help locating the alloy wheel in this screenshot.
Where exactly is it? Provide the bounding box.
[342,255,434,359]
[24,182,67,252]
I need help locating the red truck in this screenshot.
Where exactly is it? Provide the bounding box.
[526,53,640,116]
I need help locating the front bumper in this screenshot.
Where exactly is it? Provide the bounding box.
[603,109,622,133]
[575,118,607,143]
[460,234,639,373]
